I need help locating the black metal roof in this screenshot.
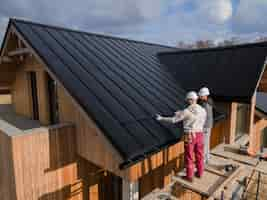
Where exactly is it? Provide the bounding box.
[256,92,267,116]
[10,19,188,168]
[158,44,267,103]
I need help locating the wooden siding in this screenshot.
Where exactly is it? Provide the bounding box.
[11,124,81,200]
[0,63,16,88]
[0,121,124,200]
[210,119,227,149]
[11,66,32,118]
[11,56,50,124]
[0,130,16,200]
[57,84,126,179]
[211,102,233,146]
[254,118,267,152]
[138,142,185,198]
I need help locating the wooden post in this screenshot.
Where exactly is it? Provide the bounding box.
[248,94,256,154]
[122,179,139,200]
[226,102,237,144]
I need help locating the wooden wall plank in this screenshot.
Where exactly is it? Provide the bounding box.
[228,102,238,144]
[11,66,32,118]
[254,119,267,152]
[0,130,16,200]
[137,142,184,198]
[11,125,81,200]
[36,71,50,125]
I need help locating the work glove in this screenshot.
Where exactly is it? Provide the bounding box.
[156,114,163,121]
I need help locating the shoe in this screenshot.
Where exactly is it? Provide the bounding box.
[195,173,202,178]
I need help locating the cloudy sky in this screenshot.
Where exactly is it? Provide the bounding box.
[0,0,267,46]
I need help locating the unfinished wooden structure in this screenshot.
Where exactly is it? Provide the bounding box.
[0,18,267,200]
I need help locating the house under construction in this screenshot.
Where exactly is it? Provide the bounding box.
[0,18,267,200]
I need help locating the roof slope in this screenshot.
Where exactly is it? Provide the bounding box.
[158,44,267,102]
[256,92,267,115]
[11,19,185,168]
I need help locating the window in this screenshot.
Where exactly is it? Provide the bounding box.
[28,72,39,120]
[235,104,249,140]
[47,74,59,124]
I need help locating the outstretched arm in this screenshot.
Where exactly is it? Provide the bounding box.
[156,111,185,124]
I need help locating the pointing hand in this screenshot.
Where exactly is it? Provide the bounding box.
[156,114,163,121]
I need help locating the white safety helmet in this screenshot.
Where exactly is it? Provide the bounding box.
[198,87,210,97]
[186,91,198,100]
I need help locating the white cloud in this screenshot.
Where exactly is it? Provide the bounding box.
[137,0,164,19]
[232,0,267,33]
[0,16,9,44]
[195,0,233,24]
[0,0,266,46]
[0,0,169,44]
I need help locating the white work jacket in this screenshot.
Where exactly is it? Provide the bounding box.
[173,104,207,134]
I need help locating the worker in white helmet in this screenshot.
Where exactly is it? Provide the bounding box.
[198,87,214,164]
[156,91,206,182]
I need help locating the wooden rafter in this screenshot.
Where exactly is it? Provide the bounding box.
[8,48,31,57]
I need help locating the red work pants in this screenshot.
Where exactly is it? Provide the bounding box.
[184,132,204,179]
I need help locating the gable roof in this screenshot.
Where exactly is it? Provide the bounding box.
[158,44,267,103]
[9,19,187,168]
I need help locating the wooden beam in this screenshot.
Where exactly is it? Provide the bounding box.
[8,48,31,57]
[248,94,256,153]
[0,56,12,64]
[227,102,237,144]
[18,39,24,61]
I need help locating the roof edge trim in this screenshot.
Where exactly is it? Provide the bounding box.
[158,41,267,56]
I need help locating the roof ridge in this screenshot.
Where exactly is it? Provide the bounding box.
[158,40,267,55]
[10,18,177,50]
